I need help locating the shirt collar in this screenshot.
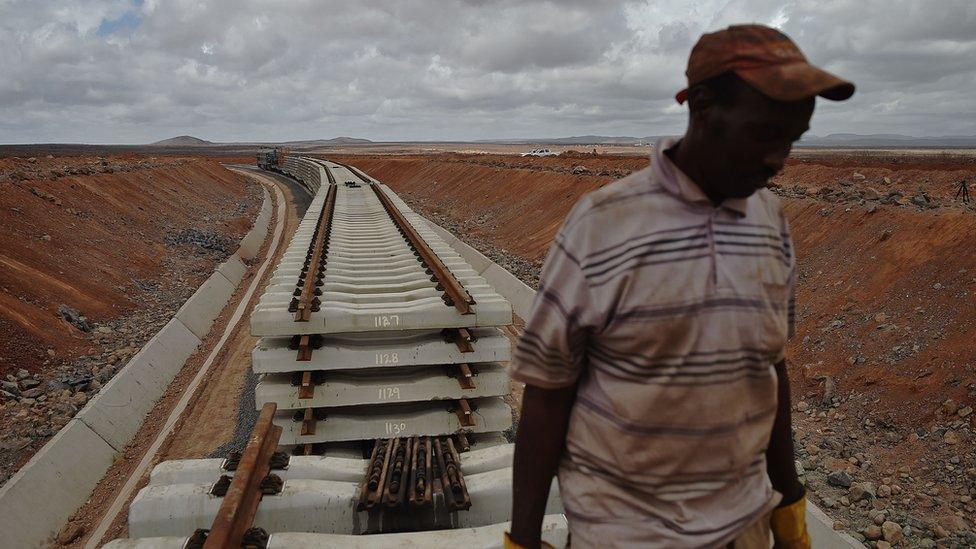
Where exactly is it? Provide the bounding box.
[651,137,749,217]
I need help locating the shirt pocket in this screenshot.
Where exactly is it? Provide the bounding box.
[757,266,790,359]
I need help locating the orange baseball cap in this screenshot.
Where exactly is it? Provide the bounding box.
[675,24,854,104]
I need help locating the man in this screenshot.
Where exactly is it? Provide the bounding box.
[507,25,854,548]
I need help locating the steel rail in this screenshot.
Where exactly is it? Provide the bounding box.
[320,159,337,185]
[204,402,282,549]
[369,183,475,315]
[292,183,337,323]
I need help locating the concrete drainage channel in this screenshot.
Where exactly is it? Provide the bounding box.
[0,178,275,548]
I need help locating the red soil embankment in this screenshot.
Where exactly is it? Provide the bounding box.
[0,155,258,379]
[785,199,975,417]
[785,152,976,202]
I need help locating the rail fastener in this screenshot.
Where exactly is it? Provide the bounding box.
[298,371,315,399]
[299,407,318,436]
[442,327,476,353]
[454,398,476,428]
[454,363,476,390]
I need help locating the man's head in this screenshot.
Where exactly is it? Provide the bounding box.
[676,25,854,199]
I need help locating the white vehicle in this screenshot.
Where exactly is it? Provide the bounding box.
[520,148,558,157]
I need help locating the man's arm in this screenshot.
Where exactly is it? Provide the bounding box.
[766,359,804,504]
[508,383,578,548]
[506,198,599,547]
[767,218,810,548]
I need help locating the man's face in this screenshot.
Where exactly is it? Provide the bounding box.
[701,83,815,198]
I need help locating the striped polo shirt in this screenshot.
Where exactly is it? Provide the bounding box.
[510,137,795,548]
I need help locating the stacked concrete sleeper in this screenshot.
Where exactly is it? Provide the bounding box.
[107,158,566,547]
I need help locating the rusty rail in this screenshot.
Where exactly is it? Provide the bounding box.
[369,183,475,315]
[204,403,282,549]
[290,183,338,324]
[409,435,432,507]
[357,435,470,512]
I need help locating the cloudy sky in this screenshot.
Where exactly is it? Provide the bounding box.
[1,0,974,143]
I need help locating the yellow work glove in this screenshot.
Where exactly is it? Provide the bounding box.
[504,532,555,549]
[770,495,811,549]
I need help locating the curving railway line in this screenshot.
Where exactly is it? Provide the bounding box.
[102,157,567,547]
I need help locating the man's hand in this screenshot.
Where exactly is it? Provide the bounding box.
[766,359,809,548]
[509,383,578,548]
[504,532,555,549]
[770,492,811,549]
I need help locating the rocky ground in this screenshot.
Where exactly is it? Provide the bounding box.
[0,238,232,483]
[792,389,975,548]
[771,179,975,549]
[357,151,976,548]
[0,154,260,483]
[770,171,974,213]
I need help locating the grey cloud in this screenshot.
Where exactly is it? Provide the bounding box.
[0,0,973,143]
[657,21,695,52]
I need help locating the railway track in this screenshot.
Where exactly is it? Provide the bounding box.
[104,158,566,547]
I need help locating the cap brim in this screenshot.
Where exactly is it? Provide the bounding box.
[735,62,855,102]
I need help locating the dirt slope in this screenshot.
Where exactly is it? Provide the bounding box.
[336,151,976,546]
[0,154,260,482]
[0,155,255,374]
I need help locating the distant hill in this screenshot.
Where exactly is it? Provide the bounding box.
[323,136,373,145]
[150,135,214,147]
[147,135,372,148]
[277,136,373,147]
